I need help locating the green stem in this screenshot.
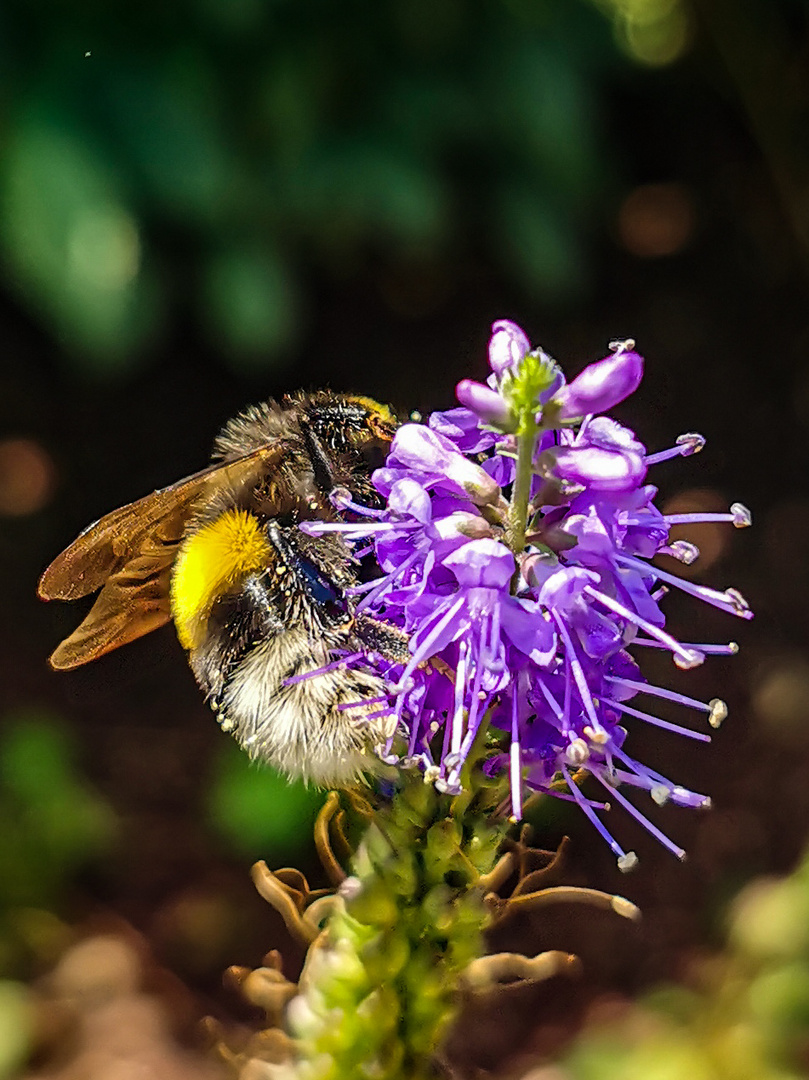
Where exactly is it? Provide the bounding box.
[505,425,538,561]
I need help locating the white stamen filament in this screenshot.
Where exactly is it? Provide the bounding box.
[584,584,704,670]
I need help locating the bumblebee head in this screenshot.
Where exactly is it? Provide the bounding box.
[342,395,399,444]
[297,392,396,465]
[288,392,396,507]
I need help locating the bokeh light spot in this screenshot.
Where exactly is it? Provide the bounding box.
[618,183,694,258]
[598,0,690,67]
[752,656,809,744]
[67,207,141,292]
[0,439,55,517]
[623,6,689,66]
[50,934,139,1001]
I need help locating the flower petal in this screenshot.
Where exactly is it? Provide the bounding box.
[443,538,515,589]
[489,319,530,376]
[556,349,644,419]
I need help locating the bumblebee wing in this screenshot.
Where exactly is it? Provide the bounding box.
[38,443,288,601]
[47,533,178,670]
[40,442,289,670]
[39,473,210,602]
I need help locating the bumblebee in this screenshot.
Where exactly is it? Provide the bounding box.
[38,391,405,785]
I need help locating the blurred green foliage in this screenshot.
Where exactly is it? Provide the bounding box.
[0,982,32,1080]
[0,709,117,975]
[0,0,618,372]
[206,740,323,861]
[563,850,809,1080]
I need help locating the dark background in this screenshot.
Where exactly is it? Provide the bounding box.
[2,1,809,1077]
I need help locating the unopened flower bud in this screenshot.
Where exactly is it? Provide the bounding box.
[456,379,514,429]
[433,512,493,541]
[556,349,644,420]
[389,425,501,505]
[488,319,530,376]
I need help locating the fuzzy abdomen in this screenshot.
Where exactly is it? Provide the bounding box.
[214,628,393,785]
[172,506,393,784]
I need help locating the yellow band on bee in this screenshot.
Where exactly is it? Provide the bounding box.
[346,395,395,422]
[170,508,272,651]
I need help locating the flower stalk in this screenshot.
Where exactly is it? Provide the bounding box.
[505,422,538,560]
[224,766,644,1079]
[245,765,506,1080]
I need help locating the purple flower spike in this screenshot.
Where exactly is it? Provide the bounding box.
[556,347,644,420]
[299,320,752,871]
[489,319,530,376]
[456,379,513,428]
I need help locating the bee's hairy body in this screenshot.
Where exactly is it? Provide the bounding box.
[176,505,394,784]
[38,391,404,786]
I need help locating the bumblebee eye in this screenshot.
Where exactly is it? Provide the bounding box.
[295,555,349,621]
